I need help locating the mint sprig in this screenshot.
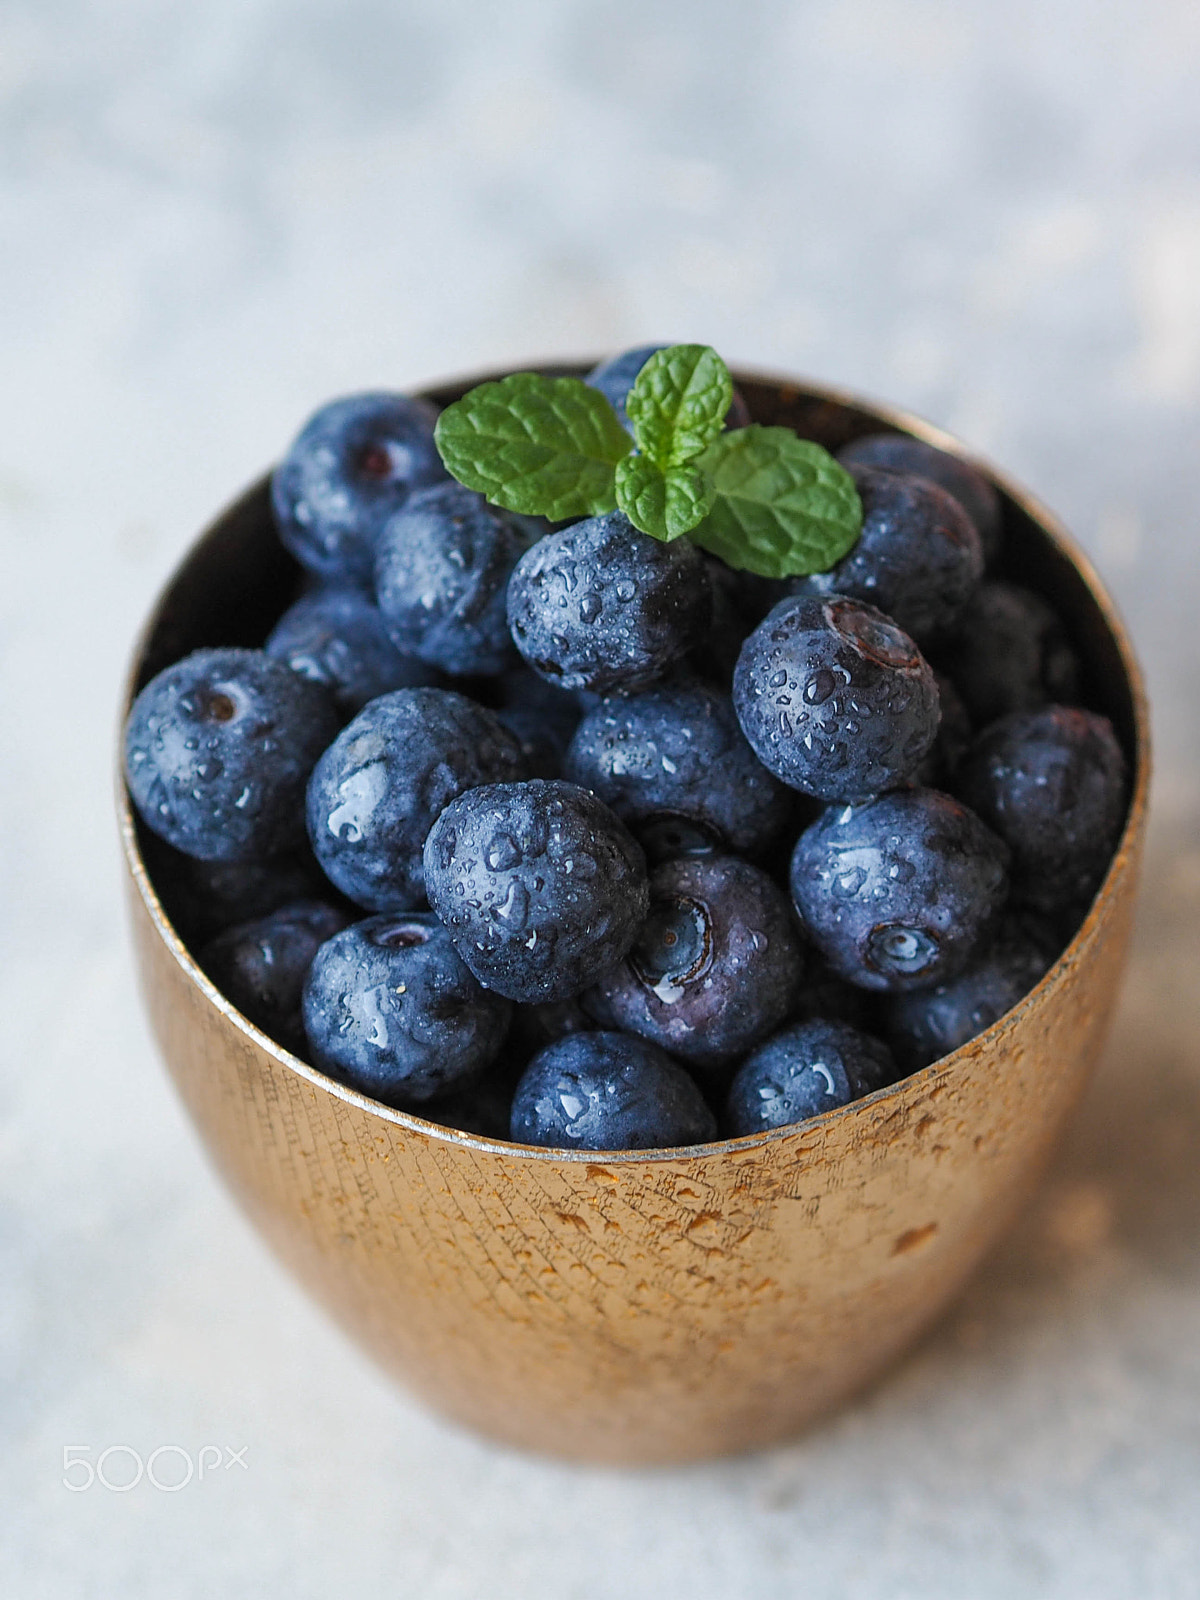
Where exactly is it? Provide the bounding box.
[691,427,863,577]
[433,373,632,521]
[432,345,863,578]
[625,344,732,468]
[615,455,715,541]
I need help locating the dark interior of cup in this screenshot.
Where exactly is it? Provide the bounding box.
[127,368,1141,934]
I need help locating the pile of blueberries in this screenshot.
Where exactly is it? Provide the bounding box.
[125,347,1129,1152]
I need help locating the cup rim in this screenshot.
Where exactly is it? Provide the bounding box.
[118,366,1152,1165]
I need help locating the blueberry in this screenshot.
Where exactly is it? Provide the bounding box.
[510,512,560,545]
[790,467,983,644]
[374,482,529,676]
[200,900,350,1057]
[507,995,594,1064]
[913,671,973,789]
[510,1032,716,1150]
[729,569,794,627]
[725,388,753,429]
[955,706,1127,915]
[302,912,512,1106]
[634,816,724,867]
[148,839,333,945]
[272,392,447,586]
[586,345,751,433]
[934,580,1081,726]
[265,584,439,715]
[423,779,649,1003]
[732,593,940,802]
[492,708,570,779]
[790,788,1010,992]
[837,432,1002,563]
[507,511,711,694]
[886,913,1058,1069]
[306,688,527,911]
[492,670,584,778]
[583,854,805,1076]
[688,555,756,685]
[498,664,584,719]
[792,956,884,1034]
[564,683,793,858]
[724,1019,895,1137]
[125,648,340,863]
[421,1069,518,1140]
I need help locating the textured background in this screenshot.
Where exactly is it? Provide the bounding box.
[3,2,1200,1595]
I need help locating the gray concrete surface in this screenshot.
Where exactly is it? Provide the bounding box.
[2,2,1199,1594]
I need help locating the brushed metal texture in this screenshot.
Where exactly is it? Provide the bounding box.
[119,373,1150,1464]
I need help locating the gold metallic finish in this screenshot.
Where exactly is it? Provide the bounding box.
[119,373,1150,1464]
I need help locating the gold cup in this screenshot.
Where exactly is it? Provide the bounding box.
[120,370,1149,1464]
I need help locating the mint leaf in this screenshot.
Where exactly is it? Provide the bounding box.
[434,373,632,520]
[615,455,714,541]
[626,344,734,469]
[690,426,862,578]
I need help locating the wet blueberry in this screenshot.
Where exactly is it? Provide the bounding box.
[837,432,1002,563]
[956,706,1127,915]
[689,555,757,685]
[374,482,530,676]
[200,900,350,1057]
[151,841,333,945]
[490,708,566,779]
[265,584,439,715]
[420,1069,519,1140]
[506,510,711,694]
[790,467,983,644]
[724,1019,895,1137]
[634,815,725,867]
[913,671,973,789]
[565,682,793,858]
[272,392,447,586]
[583,854,805,1078]
[791,955,884,1033]
[302,913,512,1106]
[510,1031,716,1150]
[732,593,940,802]
[729,569,794,627]
[790,788,1010,992]
[423,779,649,1003]
[125,648,340,863]
[489,669,583,778]
[507,995,594,1064]
[886,912,1058,1070]
[497,663,581,733]
[306,688,527,911]
[498,664,584,719]
[934,580,1081,726]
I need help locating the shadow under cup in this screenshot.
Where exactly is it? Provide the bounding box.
[119,370,1150,1465]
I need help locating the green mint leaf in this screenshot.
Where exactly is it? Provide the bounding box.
[626,344,734,469]
[434,373,632,520]
[614,455,715,541]
[690,426,862,578]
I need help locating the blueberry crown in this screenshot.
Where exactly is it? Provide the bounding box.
[433,344,862,579]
